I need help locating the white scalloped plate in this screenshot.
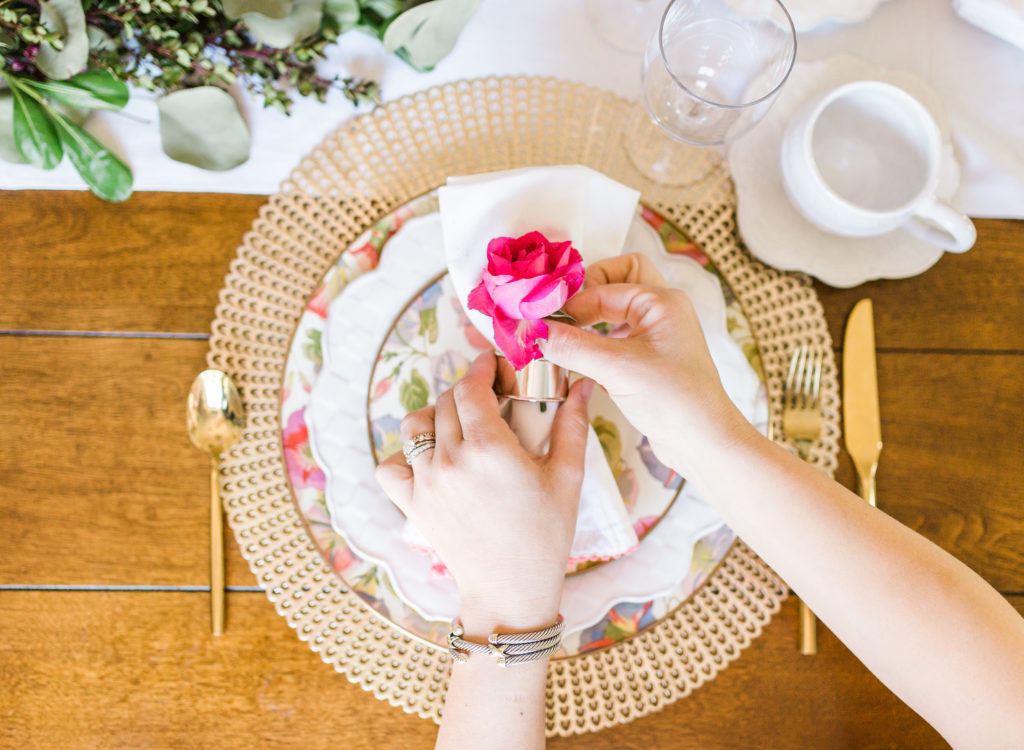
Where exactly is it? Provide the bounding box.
[729,54,964,288]
[306,209,766,636]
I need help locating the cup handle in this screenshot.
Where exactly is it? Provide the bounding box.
[905,199,977,254]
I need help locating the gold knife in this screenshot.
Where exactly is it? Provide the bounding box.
[842,299,883,507]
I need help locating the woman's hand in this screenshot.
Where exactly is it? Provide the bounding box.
[540,253,753,476]
[375,351,592,632]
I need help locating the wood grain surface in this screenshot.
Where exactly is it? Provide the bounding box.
[1,190,1022,750]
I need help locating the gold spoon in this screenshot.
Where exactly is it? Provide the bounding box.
[186,369,246,636]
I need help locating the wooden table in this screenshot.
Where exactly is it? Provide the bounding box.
[1,191,1021,749]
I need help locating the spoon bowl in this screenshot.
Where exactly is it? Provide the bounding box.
[187,369,245,457]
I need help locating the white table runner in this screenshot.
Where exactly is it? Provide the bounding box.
[2,0,1022,219]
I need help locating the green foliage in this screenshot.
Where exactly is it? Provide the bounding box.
[34,0,89,79]
[52,113,132,201]
[0,92,27,162]
[10,83,62,168]
[157,85,251,171]
[242,0,324,48]
[4,71,132,199]
[383,0,479,71]
[0,0,478,198]
[22,68,129,110]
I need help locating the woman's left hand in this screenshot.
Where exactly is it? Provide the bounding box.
[375,351,592,631]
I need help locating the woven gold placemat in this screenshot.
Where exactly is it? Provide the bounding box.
[207,76,840,737]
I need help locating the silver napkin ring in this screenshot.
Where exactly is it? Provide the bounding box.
[447,615,564,667]
[494,353,569,403]
[402,432,436,463]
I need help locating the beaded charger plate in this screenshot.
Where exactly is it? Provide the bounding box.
[208,76,840,737]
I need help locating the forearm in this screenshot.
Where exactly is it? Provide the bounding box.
[679,420,1024,749]
[435,594,559,750]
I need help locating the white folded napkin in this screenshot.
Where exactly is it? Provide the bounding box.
[954,0,1024,49]
[435,165,643,564]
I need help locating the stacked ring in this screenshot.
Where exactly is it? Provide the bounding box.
[402,432,436,463]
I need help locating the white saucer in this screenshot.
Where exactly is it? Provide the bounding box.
[786,0,889,31]
[728,54,964,288]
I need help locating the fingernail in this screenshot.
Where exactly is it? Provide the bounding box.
[580,377,595,402]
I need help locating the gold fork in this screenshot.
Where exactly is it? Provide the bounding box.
[783,344,825,655]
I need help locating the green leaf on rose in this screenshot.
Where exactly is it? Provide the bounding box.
[242,0,324,48]
[51,114,133,202]
[35,0,90,80]
[382,0,479,71]
[157,86,251,171]
[24,70,130,112]
[0,92,27,164]
[222,0,294,19]
[418,306,439,344]
[10,85,63,169]
[399,369,429,413]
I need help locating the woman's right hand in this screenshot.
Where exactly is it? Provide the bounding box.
[540,253,754,475]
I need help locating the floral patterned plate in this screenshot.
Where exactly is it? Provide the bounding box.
[282,192,768,654]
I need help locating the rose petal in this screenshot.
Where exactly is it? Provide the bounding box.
[518,277,569,319]
[467,280,496,316]
[489,276,547,319]
[492,312,547,369]
[552,242,575,268]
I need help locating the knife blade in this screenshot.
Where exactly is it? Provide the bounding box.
[842,298,883,507]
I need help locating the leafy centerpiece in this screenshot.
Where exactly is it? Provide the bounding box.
[0,0,479,200]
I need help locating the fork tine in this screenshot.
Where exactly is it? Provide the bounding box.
[800,345,814,402]
[811,347,823,404]
[785,345,802,405]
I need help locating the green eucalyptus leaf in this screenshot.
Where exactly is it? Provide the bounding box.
[382,0,479,70]
[86,25,117,52]
[362,0,401,20]
[35,0,89,80]
[222,0,294,19]
[0,92,27,164]
[157,86,251,171]
[24,70,130,111]
[242,0,324,48]
[0,29,17,52]
[52,115,132,201]
[324,0,360,33]
[10,86,63,169]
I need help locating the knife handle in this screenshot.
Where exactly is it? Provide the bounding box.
[856,463,878,508]
[799,599,817,655]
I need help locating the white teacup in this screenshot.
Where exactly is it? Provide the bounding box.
[780,80,976,253]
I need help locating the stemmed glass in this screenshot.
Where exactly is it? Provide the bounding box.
[626,0,797,185]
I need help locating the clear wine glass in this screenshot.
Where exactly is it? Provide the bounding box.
[626,0,796,185]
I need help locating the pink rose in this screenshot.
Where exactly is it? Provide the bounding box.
[467,231,584,369]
